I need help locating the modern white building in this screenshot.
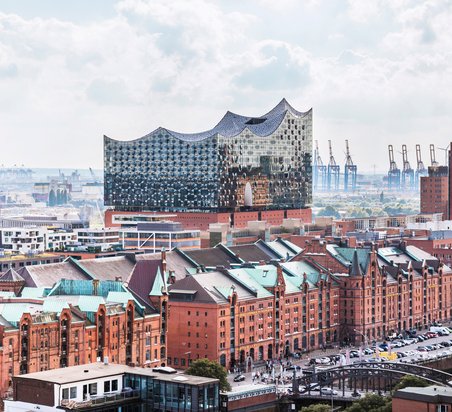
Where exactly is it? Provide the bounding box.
[0,227,77,254]
[4,362,219,412]
[0,227,47,254]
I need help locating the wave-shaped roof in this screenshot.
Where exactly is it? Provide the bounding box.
[106,99,311,143]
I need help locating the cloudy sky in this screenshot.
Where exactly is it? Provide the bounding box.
[1,0,452,172]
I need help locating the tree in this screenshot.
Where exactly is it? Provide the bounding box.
[344,393,391,412]
[300,404,331,412]
[316,205,340,219]
[393,375,429,392]
[185,359,231,391]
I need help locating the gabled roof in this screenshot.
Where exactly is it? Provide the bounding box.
[264,238,302,260]
[75,256,135,282]
[127,259,164,307]
[183,247,242,268]
[0,268,25,282]
[227,267,275,298]
[228,244,274,262]
[327,245,369,274]
[16,262,89,288]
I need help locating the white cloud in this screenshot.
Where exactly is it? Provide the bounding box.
[1,0,452,172]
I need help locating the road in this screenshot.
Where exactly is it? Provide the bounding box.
[228,331,452,398]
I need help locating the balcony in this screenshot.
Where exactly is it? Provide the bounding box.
[60,389,141,409]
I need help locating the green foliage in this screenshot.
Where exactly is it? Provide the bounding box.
[185,358,231,391]
[300,404,331,412]
[316,205,341,219]
[393,375,429,392]
[344,393,391,412]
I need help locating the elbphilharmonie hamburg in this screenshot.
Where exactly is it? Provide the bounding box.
[104,99,312,214]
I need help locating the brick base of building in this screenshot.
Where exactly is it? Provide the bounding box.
[105,208,312,231]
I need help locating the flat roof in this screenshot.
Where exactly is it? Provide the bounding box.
[394,385,452,403]
[0,253,60,262]
[15,362,218,386]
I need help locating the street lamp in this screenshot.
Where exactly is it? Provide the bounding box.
[354,329,368,348]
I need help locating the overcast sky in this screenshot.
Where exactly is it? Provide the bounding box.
[1,0,452,172]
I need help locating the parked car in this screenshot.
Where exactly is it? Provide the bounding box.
[233,374,246,382]
[321,387,338,396]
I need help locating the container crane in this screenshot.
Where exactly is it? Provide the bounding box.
[415,144,427,189]
[401,144,415,190]
[430,144,439,167]
[344,140,357,192]
[327,140,340,191]
[313,140,327,191]
[388,145,401,190]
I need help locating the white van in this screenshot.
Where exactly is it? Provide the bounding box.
[429,326,450,335]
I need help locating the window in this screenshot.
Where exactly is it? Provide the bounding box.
[104,381,110,393]
[112,380,118,391]
[437,406,449,412]
[70,387,77,399]
[62,388,69,400]
[89,383,97,395]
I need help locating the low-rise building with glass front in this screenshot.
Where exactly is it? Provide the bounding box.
[104,99,312,213]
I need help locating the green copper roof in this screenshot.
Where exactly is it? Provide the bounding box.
[21,287,48,298]
[48,279,124,297]
[107,291,135,305]
[77,295,105,313]
[149,267,166,297]
[43,300,70,313]
[329,246,369,273]
[227,268,274,298]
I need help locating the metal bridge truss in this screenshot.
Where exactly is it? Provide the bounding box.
[293,362,452,397]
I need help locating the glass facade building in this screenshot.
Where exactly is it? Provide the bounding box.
[104,99,312,213]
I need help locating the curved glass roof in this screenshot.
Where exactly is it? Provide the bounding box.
[106,98,311,143]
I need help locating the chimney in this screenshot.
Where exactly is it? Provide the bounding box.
[93,279,99,296]
[161,248,167,273]
[169,270,176,284]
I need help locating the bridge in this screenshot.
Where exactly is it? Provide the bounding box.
[293,362,452,397]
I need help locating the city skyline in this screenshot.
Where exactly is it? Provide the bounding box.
[1,0,452,171]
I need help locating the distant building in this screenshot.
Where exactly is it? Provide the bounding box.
[0,215,88,230]
[104,99,312,215]
[0,252,63,273]
[119,221,201,252]
[73,228,121,251]
[0,227,47,254]
[420,165,449,219]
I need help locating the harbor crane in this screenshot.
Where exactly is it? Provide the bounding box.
[430,144,439,167]
[313,140,327,191]
[415,144,427,188]
[327,140,340,191]
[401,144,415,190]
[387,145,401,190]
[344,140,357,192]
